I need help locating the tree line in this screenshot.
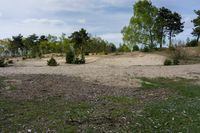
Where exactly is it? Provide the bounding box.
[0,30,116,58]
[122,0,200,51]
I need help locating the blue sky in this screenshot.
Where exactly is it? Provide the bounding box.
[0,0,199,46]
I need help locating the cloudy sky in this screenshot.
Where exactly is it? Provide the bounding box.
[0,0,199,45]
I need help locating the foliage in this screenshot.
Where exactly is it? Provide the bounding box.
[192,10,200,43]
[0,58,7,67]
[118,44,131,52]
[122,0,158,49]
[133,45,139,51]
[154,7,171,48]
[186,39,198,47]
[141,45,150,52]
[7,60,13,64]
[47,57,58,66]
[173,59,180,65]
[86,37,116,54]
[164,59,172,65]
[122,1,184,49]
[73,57,85,64]
[66,46,75,64]
[165,12,184,47]
[69,29,89,57]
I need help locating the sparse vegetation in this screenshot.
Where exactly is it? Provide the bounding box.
[66,46,75,64]
[1,76,200,132]
[47,57,58,66]
[133,45,140,51]
[164,59,172,66]
[0,0,200,132]
[0,58,7,67]
[173,59,180,65]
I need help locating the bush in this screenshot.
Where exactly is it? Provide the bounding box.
[186,39,198,47]
[164,59,172,66]
[173,59,180,65]
[47,57,58,66]
[8,60,13,64]
[133,45,139,51]
[73,57,85,64]
[118,44,131,52]
[0,58,7,67]
[66,47,75,64]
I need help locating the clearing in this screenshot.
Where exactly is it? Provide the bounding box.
[0,52,200,132]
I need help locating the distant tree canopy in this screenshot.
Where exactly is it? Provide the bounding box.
[122,0,184,49]
[192,10,200,43]
[0,29,116,57]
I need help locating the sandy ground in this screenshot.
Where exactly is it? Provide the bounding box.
[0,52,200,88]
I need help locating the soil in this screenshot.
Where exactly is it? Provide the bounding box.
[0,53,200,89]
[0,74,169,103]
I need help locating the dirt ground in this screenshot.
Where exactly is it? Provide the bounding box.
[0,74,169,102]
[0,52,200,88]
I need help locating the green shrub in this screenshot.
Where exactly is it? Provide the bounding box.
[73,57,85,64]
[66,47,75,64]
[118,44,131,52]
[8,60,13,64]
[164,59,172,66]
[133,45,139,51]
[173,59,180,65]
[186,39,198,47]
[47,57,58,66]
[0,58,7,67]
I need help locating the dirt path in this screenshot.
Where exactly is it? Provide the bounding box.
[0,53,200,88]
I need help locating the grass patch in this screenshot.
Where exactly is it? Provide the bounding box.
[0,96,138,132]
[141,77,200,97]
[1,77,200,132]
[99,96,138,105]
[134,77,200,132]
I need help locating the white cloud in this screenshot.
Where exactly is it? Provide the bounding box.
[0,0,198,45]
[100,33,122,44]
[78,19,86,24]
[23,18,65,26]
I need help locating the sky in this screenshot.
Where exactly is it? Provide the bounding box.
[0,0,199,46]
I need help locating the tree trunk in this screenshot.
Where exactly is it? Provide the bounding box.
[169,31,172,47]
[160,36,163,49]
[160,28,164,49]
[149,30,154,48]
[197,35,200,44]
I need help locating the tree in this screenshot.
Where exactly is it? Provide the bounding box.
[39,35,49,54]
[69,28,90,61]
[165,12,184,47]
[24,34,39,57]
[155,7,172,48]
[122,0,158,49]
[59,33,70,54]
[192,10,200,43]
[10,34,24,56]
